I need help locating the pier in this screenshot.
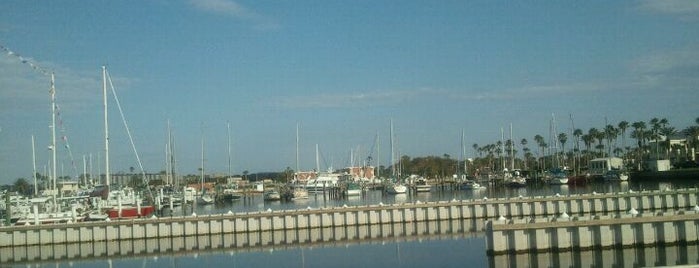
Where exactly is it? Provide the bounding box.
[1,188,698,261]
[486,209,699,255]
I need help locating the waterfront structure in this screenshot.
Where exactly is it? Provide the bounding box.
[486,209,699,255]
[2,188,697,249]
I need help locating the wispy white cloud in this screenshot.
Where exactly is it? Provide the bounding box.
[637,0,699,20]
[0,54,127,116]
[188,0,279,30]
[273,88,440,109]
[630,44,699,91]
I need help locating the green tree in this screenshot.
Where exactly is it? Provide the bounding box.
[13,178,32,196]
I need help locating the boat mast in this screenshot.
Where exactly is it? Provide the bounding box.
[32,135,37,196]
[510,123,514,171]
[315,144,320,173]
[376,131,380,178]
[390,119,395,178]
[461,129,466,178]
[103,66,110,187]
[295,122,299,181]
[227,121,232,180]
[50,73,57,201]
[200,124,205,192]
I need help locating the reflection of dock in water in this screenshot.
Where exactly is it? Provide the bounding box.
[2,219,483,263]
[490,244,699,268]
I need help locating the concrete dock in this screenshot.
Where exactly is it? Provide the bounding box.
[486,209,699,255]
[1,188,697,261]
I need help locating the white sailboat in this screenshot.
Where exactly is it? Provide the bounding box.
[197,127,214,205]
[385,119,407,195]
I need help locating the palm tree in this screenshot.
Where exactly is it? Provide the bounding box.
[557,132,567,167]
[660,126,676,160]
[520,138,528,169]
[604,124,617,157]
[534,134,545,169]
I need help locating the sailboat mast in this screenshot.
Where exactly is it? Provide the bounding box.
[103,66,110,187]
[296,123,299,179]
[390,119,395,177]
[227,121,232,179]
[376,131,380,178]
[201,125,205,190]
[50,73,57,196]
[500,127,505,172]
[461,129,466,177]
[510,123,514,171]
[315,144,320,173]
[32,135,37,196]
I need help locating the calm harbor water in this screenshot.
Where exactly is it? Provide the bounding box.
[4,177,699,267]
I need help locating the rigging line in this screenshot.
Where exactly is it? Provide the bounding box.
[106,70,145,175]
[106,69,154,200]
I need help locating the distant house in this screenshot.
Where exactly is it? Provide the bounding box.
[647,134,693,164]
[588,157,624,177]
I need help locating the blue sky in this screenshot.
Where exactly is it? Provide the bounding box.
[1,0,698,184]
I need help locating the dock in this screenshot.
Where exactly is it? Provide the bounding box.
[1,188,698,262]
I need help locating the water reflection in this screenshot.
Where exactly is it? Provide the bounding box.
[489,244,699,268]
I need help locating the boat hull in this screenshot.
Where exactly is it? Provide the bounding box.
[107,206,155,219]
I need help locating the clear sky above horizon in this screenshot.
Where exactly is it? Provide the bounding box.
[1,0,698,185]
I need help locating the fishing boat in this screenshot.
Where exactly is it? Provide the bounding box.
[604,169,629,181]
[345,182,363,196]
[545,168,569,185]
[385,180,408,194]
[504,170,527,188]
[412,177,431,192]
[292,187,309,200]
[263,189,281,201]
[460,180,485,190]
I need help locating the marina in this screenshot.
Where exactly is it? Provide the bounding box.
[2,179,699,266]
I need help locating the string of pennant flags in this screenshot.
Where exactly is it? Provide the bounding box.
[0,44,51,76]
[2,43,79,179]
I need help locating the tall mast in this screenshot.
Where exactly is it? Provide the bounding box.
[510,123,514,170]
[390,119,395,177]
[315,144,320,173]
[296,122,299,177]
[461,129,466,177]
[201,124,205,190]
[103,66,110,187]
[50,73,57,196]
[500,127,505,172]
[376,131,380,178]
[32,135,37,196]
[227,121,232,179]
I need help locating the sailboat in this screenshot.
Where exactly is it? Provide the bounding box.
[385,119,407,195]
[197,127,215,205]
[98,66,155,219]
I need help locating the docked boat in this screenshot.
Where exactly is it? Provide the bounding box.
[412,177,431,192]
[460,180,485,190]
[344,182,362,196]
[504,170,527,188]
[546,168,569,185]
[291,187,309,200]
[604,169,629,181]
[385,182,407,194]
[305,173,340,193]
[263,190,281,201]
[566,173,590,186]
